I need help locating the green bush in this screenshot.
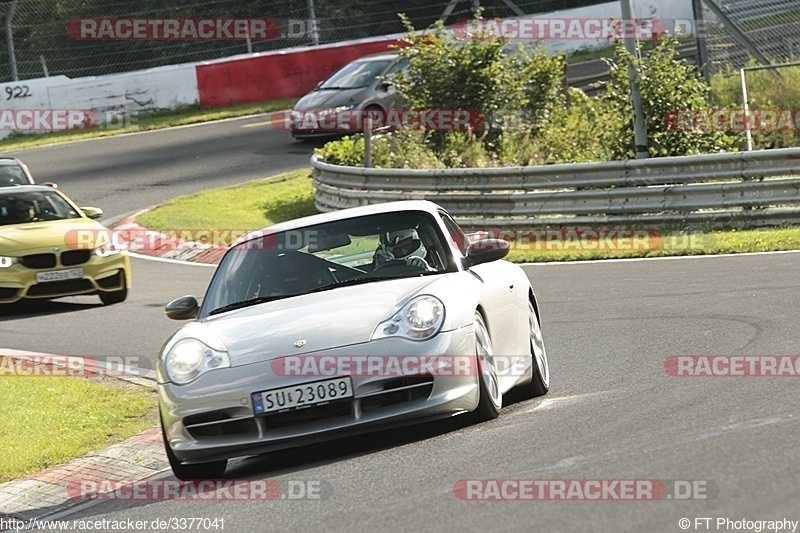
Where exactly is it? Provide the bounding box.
[391,14,567,149]
[600,36,738,158]
[314,135,365,166]
[499,88,619,165]
[711,63,800,149]
[318,24,745,169]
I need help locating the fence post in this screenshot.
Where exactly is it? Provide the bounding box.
[6,0,19,82]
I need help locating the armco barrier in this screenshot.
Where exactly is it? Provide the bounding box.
[196,35,404,107]
[310,148,800,229]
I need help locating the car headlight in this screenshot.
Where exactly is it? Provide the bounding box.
[318,105,354,117]
[372,295,445,341]
[94,242,122,257]
[0,256,18,268]
[164,339,230,385]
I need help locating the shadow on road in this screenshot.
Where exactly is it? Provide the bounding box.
[0,298,100,321]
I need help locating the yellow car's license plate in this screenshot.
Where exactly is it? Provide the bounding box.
[35,268,84,283]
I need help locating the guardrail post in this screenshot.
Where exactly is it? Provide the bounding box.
[364,118,373,168]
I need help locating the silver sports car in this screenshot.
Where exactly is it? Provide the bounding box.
[158,200,549,479]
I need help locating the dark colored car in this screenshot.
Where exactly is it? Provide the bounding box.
[0,158,35,187]
[290,52,408,140]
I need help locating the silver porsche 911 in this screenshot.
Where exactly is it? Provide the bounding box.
[158,200,549,479]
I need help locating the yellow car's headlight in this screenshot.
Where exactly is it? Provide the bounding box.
[0,256,18,268]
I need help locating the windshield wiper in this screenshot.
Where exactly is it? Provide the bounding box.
[209,294,302,316]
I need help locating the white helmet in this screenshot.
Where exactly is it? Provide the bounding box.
[385,228,426,261]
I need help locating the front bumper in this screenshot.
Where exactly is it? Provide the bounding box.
[0,252,130,303]
[158,327,477,464]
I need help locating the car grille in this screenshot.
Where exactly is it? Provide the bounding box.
[185,411,259,439]
[183,376,435,443]
[20,253,56,269]
[19,251,93,269]
[61,250,91,266]
[27,279,93,296]
[263,401,352,429]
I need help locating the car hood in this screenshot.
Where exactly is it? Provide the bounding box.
[182,276,442,367]
[293,87,368,112]
[0,218,101,255]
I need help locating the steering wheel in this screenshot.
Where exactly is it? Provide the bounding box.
[372,259,408,271]
[303,268,337,291]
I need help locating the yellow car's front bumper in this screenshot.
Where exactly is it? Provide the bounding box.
[0,249,130,303]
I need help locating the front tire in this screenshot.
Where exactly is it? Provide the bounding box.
[99,277,127,305]
[161,422,226,480]
[520,299,549,398]
[472,312,501,421]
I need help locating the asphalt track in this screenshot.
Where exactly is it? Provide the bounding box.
[1,118,798,532]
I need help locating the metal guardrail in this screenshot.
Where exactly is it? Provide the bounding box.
[310,148,800,229]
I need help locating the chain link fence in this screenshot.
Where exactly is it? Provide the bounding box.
[0,0,611,83]
[702,0,800,72]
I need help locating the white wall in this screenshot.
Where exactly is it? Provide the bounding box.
[0,64,199,140]
[500,0,696,55]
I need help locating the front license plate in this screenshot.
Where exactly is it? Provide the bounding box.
[35,268,84,283]
[252,377,353,415]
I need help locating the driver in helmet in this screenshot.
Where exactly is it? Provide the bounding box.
[374,228,435,271]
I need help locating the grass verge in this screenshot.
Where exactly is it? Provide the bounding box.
[0,359,157,482]
[507,226,800,262]
[0,98,298,151]
[134,169,800,261]
[136,169,315,238]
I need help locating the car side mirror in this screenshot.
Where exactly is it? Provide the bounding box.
[378,81,391,92]
[464,239,510,268]
[42,182,58,188]
[80,207,103,219]
[165,296,199,320]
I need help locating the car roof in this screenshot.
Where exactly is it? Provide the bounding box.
[351,52,402,62]
[0,184,55,195]
[238,200,444,244]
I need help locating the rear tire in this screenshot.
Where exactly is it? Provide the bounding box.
[472,312,501,421]
[161,421,227,480]
[520,299,549,398]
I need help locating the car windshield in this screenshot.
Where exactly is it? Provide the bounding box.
[0,190,82,226]
[0,164,29,186]
[318,59,393,90]
[202,211,457,317]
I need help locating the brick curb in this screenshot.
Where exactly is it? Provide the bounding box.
[110,209,229,265]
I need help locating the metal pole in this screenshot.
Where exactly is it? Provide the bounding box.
[620,0,649,159]
[245,24,252,54]
[740,68,753,151]
[6,0,19,82]
[306,0,320,46]
[691,0,712,91]
[39,55,48,77]
[364,118,373,168]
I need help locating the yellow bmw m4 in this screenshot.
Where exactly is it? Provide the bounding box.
[0,185,130,305]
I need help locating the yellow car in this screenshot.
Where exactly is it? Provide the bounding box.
[0,185,130,305]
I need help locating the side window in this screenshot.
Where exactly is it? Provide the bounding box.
[440,212,468,255]
[384,58,409,77]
